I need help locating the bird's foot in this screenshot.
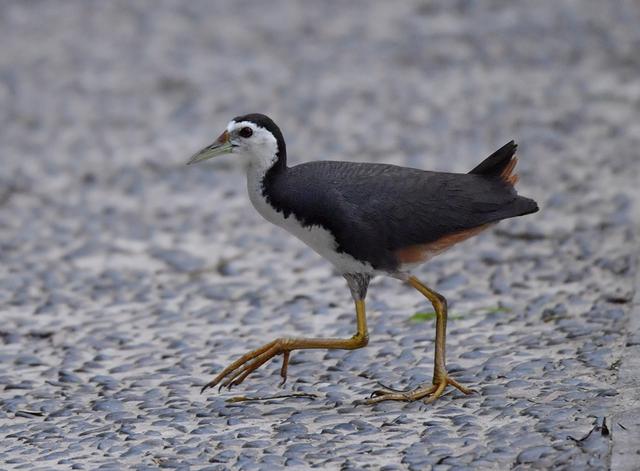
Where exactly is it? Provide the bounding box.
[200,339,291,393]
[358,373,476,405]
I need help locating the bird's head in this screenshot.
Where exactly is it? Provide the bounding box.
[188,113,286,169]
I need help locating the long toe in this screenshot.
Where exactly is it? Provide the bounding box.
[222,345,280,390]
[447,377,477,395]
[358,384,438,405]
[200,340,282,393]
[359,374,475,405]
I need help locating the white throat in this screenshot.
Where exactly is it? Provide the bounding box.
[246,156,275,219]
[243,147,279,213]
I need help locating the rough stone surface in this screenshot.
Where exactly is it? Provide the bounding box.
[611,244,640,470]
[1,0,639,469]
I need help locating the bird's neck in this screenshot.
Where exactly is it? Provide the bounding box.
[246,148,287,203]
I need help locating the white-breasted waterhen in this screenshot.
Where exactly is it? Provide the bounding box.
[189,113,538,404]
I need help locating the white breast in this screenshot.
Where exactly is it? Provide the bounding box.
[246,165,375,275]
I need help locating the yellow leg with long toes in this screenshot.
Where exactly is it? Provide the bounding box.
[362,276,475,404]
[201,298,369,393]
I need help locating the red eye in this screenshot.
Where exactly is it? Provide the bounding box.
[239,127,253,138]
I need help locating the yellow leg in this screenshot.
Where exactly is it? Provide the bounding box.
[201,299,369,392]
[362,276,475,404]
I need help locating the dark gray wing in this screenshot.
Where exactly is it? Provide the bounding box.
[267,161,537,270]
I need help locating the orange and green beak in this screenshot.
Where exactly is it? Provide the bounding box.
[187,130,233,165]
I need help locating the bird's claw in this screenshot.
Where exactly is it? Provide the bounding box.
[200,339,292,393]
[373,381,410,394]
[358,373,476,405]
[279,351,290,387]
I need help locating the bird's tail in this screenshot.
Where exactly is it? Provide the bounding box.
[469,140,519,186]
[470,140,539,216]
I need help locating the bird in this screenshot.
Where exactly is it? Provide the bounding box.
[188,113,538,404]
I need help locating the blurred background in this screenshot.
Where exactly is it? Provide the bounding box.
[1,0,639,469]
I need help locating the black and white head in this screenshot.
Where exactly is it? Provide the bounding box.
[188,113,286,171]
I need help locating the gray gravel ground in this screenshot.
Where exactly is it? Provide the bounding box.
[1,0,640,469]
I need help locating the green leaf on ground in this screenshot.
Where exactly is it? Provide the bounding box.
[408,305,511,323]
[408,311,437,322]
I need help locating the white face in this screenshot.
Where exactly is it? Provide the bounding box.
[227,120,279,169]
